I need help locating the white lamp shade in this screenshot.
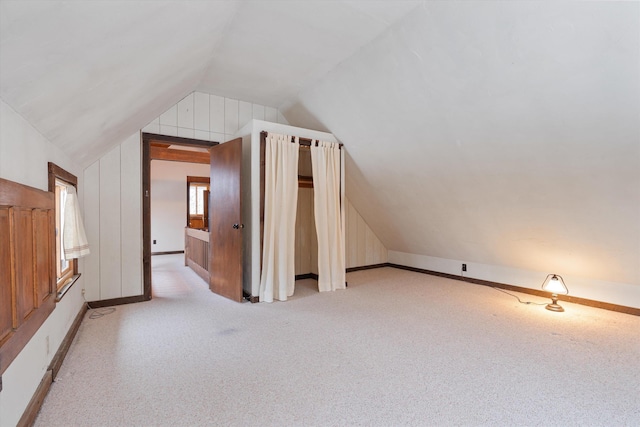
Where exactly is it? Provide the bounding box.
[543,274,568,295]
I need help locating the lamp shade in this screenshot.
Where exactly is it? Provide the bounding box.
[542,274,568,295]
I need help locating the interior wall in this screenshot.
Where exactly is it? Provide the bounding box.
[150,160,210,253]
[0,99,86,427]
[83,133,142,302]
[143,91,288,143]
[295,187,317,276]
[345,198,387,269]
[284,1,640,308]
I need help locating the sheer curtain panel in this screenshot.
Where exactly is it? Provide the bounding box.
[63,186,90,258]
[311,141,346,292]
[259,133,300,302]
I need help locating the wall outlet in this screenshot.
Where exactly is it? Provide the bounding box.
[462,263,467,272]
[153,240,157,244]
[45,336,50,355]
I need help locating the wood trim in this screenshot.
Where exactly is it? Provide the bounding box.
[259,131,343,148]
[17,369,52,427]
[87,295,148,309]
[295,273,319,281]
[386,263,640,316]
[149,145,210,164]
[151,250,185,256]
[143,137,152,300]
[47,162,77,187]
[243,290,259,303]
[47,163,79,283]
[0,178,53,209]
[143,132,218,148]
[346,263,390,273]
[142,133,220,302]
[49,302,87,379]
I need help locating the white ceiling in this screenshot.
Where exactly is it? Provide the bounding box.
[0,0,419,165]
[1,1,638,289]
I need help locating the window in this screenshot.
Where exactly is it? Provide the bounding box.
[187,176,210,230]
[48,162,80,299]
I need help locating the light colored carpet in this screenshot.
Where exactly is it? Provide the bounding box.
[34,254,639,426]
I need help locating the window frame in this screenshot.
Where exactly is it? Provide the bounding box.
[48,162,81,301]
[186,176,210,229]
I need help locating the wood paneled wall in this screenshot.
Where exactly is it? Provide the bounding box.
[345,198,387,269]
[0,178,56,375]
[294,190,387,275]
[83,133,142,301]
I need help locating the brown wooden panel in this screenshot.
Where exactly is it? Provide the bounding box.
[0,207,13,343]
[33,209,53,306]
[14,208,36,326]
[209,138,243,302]
[150,146,210,164]
[0,179,56,375]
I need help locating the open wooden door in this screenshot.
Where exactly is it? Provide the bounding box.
[209,138,243,302]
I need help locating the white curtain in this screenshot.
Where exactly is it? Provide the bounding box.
[63,186,90,259]
[311,140,346,292]
[259,133,300,302]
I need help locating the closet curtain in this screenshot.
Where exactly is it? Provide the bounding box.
[311,140,346,292]
[259,133,300,302]
[63,186,90,259]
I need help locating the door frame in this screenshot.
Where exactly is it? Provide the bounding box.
[141,133,218,300]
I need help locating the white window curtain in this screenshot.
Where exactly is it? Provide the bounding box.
[259,133,300,302]
[311,140,346,292]
[63,186,90,259]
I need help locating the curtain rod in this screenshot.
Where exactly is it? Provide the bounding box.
[260,131,343,148]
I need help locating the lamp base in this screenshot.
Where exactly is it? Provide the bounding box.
[545,302,565,312]
[545,294,564,312]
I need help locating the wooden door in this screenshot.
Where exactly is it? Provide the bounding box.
[209,138,243,302]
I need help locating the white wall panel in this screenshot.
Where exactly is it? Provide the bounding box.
[83,160,101,301]
[265,106,278,123]
[239,100,253,130]
[177,93,195,129]
[209,95,225,134]
[120,134,142,297]
[345,198,387,268]
[99,146,122,300]
[159,104,177,126]
[224,98,239,135]
[252,104,265,120]
[194,92,210,131]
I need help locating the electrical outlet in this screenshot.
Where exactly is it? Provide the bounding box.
[462,263,467,272]
[45,336,50,355]
[153,240,157,244]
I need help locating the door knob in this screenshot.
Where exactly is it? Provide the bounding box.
[233,223,244,229]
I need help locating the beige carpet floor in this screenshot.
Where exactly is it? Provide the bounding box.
[34,254,639,426]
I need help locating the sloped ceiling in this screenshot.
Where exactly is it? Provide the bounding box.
[0,0,419,166]
[283,1,640,286]
[1,1,638,287]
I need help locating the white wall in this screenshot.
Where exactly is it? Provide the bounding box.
[151,160,210,253]
[143,91,288,143]
[236,120,387,295]
[0,99,86,427]
[345,198,387,269]
[83,133,142,301]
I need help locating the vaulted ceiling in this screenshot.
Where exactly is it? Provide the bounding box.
[1,1,638,289]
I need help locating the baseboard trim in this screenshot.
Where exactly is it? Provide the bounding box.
[346,263,390,273]
[87,294,148,308]
[17,369,52,427]
[386,263,639,316]
[151,250,184,256]
[243,290,259,303]
[295,273,319,281]
[17,302,88,426]
[49,303,87,379]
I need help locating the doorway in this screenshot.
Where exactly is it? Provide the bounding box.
[142,133,217,299]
